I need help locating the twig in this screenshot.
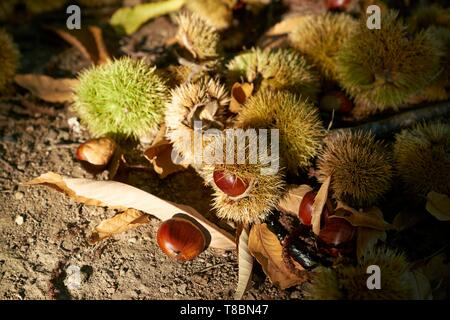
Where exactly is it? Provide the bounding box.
[332,100,450,138]
[193,262,235,274]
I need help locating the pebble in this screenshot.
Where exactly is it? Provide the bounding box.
[159,286,169,294]
[177,284,187,295]
[14,192,24,200]
[15,215,24,225]
[128,237,137,244]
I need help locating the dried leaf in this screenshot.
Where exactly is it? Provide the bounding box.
[248,223,306,289]
[393,210,424,231]
[335,204,392,230]
[311,176,331,235]
[426,191,450,221]
[405,271,433,300]
[357,227,386,261]
[278,184,313,217]
[50,26,110,65]
[234,227,253,300]
[77,138,116,166]
[25,172,235,250]
[14,74,79,103]
[144,126,188,178]
[229,82,254,114]
[257,15,310,49]
[90,208,151,243]
[110,0,186,35]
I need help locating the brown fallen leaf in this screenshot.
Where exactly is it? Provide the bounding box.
[144,125,188,178]
[25,172,235,250]
[234,227,253,300]
[257,15,310,49]
[278,184,313,217]
[426,191,450,221]
[14,74,79,103]
[334,204,393,230]
[89,208,151,243]
[248,223,306,289]
[393,209,425,231]
[311,176,331,235]
[356,205,387,260]
[229,82,254,114]
[49,25,110,65]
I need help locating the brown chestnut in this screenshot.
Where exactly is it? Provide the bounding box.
[76,137,116,166]
[156,217,206,261]
[318,216,355,246]
[299,191,331,227]
[213,170,250,197]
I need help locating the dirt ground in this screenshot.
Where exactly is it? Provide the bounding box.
[0,13,296,300]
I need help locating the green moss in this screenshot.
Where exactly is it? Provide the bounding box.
[73,57,168,140]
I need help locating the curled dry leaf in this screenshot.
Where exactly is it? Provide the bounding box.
[278,184,313,217]
[24,172,235,250]
[230,82,254,114]
[311,175,331,235]
[89,208,151,243]
[14,74,79,103]
[405,271,433,300]
[334,204,393,231]
[426,191,450,221]
[356,206,387,260]
[234,227,253,300]
[144,125,188,178]
[49,26,110,65]
[257,15,310,49]
[248,223,306,289]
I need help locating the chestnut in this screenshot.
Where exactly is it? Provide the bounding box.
[156,217,206,261]
[326,0,351,10]
[76,137,116,166]
[213,170,250,198]
[298,191,331,227]
[318,216,355,246]
[319,91,353,114]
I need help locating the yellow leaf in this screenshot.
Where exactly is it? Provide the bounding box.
[426,191,450,221]
[311,176,331,235]
[25,172,235,250]
[334,204,393,230]
[248,223,306,289]
[89,208,151,243]
[14,74,78,103]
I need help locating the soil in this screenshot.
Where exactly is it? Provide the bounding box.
[0,10,296,300]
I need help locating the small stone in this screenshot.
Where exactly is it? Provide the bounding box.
[128,237,137,244]
[159,286,169,294]
[177,284,187,295]
[15,215,24,225]
[61,240,74,251]
[14,192,24,200]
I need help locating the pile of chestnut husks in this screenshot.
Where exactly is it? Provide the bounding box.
[266,190,356,271]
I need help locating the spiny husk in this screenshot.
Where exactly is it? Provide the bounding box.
[305,247,413,300]
[409,5,450,32]
[175,11,221,62]
[0,0,17,21]
[78,0,120,7]
[73,57,168,140]
[317,130,392,208]
[165,78,229,167]
[289,13,358,81]
[336,10,442,112]
[394,122,450,195]
[0,28,19,92]
[200,133,286,224]
[185,0,234,30]
[24,0,66,14]
[227,47,320,99]
[236,90,325,174]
